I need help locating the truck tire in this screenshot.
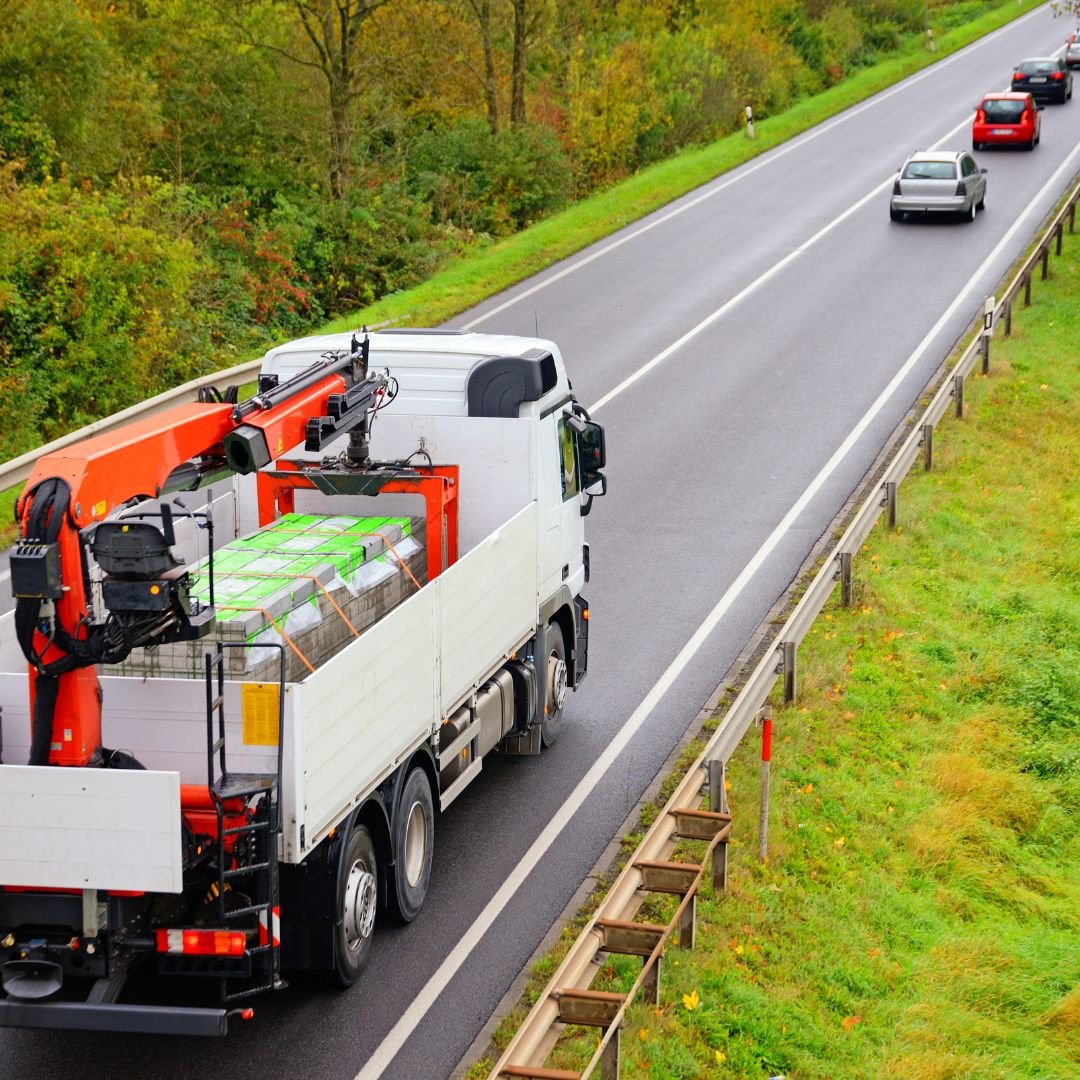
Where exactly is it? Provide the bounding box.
[540,623,568,749]
[335,825,378,986]
[388,766,434,923]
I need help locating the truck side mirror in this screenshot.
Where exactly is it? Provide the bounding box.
[573,418,606,515]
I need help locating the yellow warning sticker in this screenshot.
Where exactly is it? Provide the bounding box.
[241,683,281,746]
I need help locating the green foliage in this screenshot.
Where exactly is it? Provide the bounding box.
[407,119,571,234]
[0,167,205,456]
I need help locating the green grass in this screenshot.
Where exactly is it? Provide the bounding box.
[516,224,1080,1078]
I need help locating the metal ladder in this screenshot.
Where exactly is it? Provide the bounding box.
[205,641,286,1002]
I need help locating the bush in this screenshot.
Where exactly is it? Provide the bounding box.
[407,119,571,235]
[0,166,204,457]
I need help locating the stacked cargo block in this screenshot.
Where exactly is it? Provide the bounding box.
[116,513,426,683]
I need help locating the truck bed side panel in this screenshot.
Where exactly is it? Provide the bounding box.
[0,765,183,892]
[438,505,537,709]
[298,584,439,849]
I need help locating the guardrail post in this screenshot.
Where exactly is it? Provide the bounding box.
[1004,299,1012,337]
[1024,272,1032,307]
[883,480,897,529]
[1056,222,1063,256]
[781,641,797,704]
[708,759,729,894]
[981,296,994,374]
[758,706,772,862]
[601,1028,620,1080]
[839,550,853,607]
[1041,246,1049,280]
[677,893,696,951]
[1070,203,1076,234]
[921,423,934,471]
[953,374,964,418]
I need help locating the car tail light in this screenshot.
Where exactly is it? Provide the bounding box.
[955,181,966,196]
[1051,71,1064,81]
[975,109,985,124]
[155,928,247,957]
[1013,72,1026,82]
[892,178,901,195]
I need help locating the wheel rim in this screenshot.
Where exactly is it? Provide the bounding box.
[403,798,428,888]
[548,649,568,714]
[343,859,377,951]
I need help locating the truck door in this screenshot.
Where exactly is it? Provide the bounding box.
[555,408,586,595]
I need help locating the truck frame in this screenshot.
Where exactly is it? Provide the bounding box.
[0,329,605,1035]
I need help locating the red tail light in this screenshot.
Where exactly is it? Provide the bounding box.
[1051,71,1065,81]
[1013,72,1026,81]
[155,928,247,957]
[975,110,986,124]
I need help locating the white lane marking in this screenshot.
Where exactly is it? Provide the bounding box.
[354,112,1080,1080]
[461,3,1049,331]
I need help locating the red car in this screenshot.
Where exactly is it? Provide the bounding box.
[972,92,1042,151]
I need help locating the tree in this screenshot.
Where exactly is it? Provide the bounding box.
[510,0,547,125]
[214,0,391,199]
[462,0,501,133]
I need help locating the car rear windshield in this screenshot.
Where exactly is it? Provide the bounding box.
[1019,60,1057,73]
[981,99,1027,121]
[901,161,957,180]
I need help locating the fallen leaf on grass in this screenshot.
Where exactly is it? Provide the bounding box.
[683,989,700,1011]
[834,836,846,848]
[715,1049,727,1064]
[841,1015,862,1031]
[801,783,814,794]
[638,1028,649,1042]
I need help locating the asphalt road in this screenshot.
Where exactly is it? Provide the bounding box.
[4,5,1080,1078]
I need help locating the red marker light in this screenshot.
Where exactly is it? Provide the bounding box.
[241,1008,255,1021]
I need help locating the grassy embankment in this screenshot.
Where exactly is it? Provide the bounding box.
[0,0,1048,549]
[496,222,1080,1078]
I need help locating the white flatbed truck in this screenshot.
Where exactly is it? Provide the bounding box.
[0,329,606,1035]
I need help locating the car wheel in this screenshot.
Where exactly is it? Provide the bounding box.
[972,140,981,152]
[889,206,904,222]
[334,825,377,987]
[1026,135,1035,151]
[965,199,976,223]
[540,622,568,749]
[977,188,985,211]
[387,765,434,923]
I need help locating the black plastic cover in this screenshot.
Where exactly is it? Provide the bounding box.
[91,522,180,579]
[9,541,62,599]
[467,350,558,418]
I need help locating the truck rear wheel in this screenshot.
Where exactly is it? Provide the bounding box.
[388,765,434,922]
[540,623,568,749]
[335,824,378,986]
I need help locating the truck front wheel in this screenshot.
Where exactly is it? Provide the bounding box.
[540,623,568,749]
[335,825,378,986]
[388,765,434,922]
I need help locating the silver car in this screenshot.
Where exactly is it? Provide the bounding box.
[1067,36,1080,70]
[889,150,987,223]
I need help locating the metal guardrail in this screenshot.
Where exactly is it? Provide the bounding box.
[490,177,1080,1080]
[0,358,263,493]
